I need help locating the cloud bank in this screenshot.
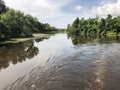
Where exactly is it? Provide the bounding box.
[92,0,120,16]
[4,0,120,28]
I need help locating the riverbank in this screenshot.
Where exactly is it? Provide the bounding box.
[0,34,50,44]
[106,31,120,37]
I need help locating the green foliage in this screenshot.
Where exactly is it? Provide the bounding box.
[67,15,120,36]
[1,9,33,38]
[0,0,6,13]
[0,0,58,41]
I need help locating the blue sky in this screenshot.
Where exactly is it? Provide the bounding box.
[4,0,119,28]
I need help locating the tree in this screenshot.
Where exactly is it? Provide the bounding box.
[67,14,120,36]
[98,18,106,35]
[72,17,79,28]
[0,0,6,13]
[106,14,112,31]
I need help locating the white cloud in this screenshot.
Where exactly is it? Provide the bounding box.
[92,0,120,16]
[75,5,82,11]
[4,0,67,19]
[4,0,77,28]
[6,0,119,28]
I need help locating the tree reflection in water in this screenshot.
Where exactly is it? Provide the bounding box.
[0,40,39,70]
[68,34,120,45]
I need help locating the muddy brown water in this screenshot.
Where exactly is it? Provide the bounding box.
[0,34,120,90]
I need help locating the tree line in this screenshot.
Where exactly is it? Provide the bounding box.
[0,0,58,40]
[67,15,120,36]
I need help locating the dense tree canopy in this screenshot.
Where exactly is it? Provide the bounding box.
[0,0,6,13]
[0,0,58,40]
[67,15,120,36]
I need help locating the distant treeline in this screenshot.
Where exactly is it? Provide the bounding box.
[0,0,58,40]
[67,15,120,36]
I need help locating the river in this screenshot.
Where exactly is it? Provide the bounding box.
[0,33,120,90]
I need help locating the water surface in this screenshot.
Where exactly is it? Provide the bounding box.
[0,34,120,90]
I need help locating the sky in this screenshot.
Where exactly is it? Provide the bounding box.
[4,0,120,28]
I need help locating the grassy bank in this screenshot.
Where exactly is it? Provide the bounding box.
[0,34,50,44]
[106,31,120,37]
